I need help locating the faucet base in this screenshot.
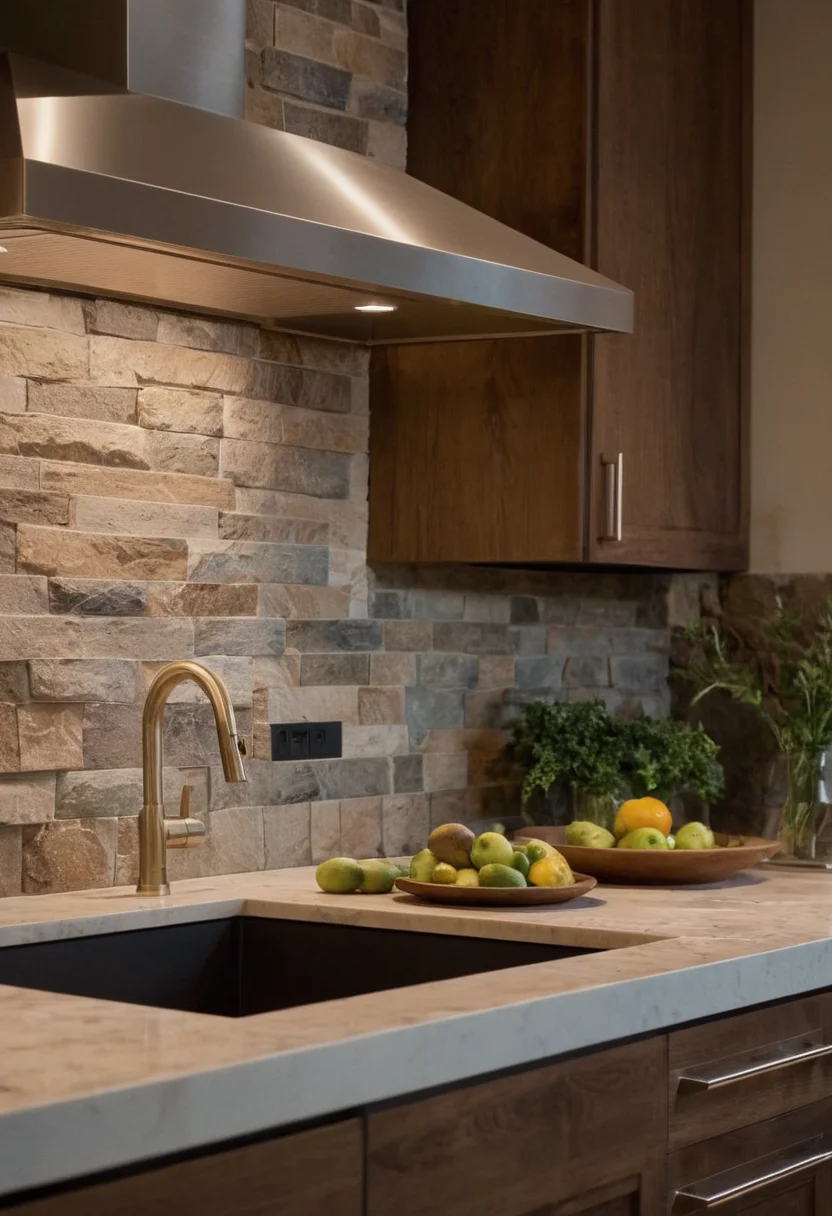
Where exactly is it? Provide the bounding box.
[136,882,171,897]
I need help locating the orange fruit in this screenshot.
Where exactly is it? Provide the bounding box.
[614,797,672,840]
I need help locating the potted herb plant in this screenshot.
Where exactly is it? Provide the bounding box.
[621,716,725,813]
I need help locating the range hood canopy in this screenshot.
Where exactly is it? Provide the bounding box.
[0,4,633,344]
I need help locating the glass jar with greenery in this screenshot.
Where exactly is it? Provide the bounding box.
[621,716,725,817]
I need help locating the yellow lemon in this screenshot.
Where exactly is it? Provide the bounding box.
[432,863,458,884]
[528,851,574,888]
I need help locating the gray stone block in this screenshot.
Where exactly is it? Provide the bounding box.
[301,653,370,685]
[433,622,511,654]
[47,579,148,616]
[609,654,668,694]
[287,619,383,652]
[210,759,320,810]
[515,656,565,690]
[393,753,423,793]
[372,589,413,619]
[417,653,479,689]
[412,591,465,621]
[406,687,465,742]
[510,596,540,624]
[509,626,547,655]
[350,79,407,125]
[563,657,611,688]
[261,48,352,110]
[312,757,391,800]
[283,101,369,155]
[195,618,286,657]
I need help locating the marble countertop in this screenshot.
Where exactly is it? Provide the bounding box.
[1,864,831,1198]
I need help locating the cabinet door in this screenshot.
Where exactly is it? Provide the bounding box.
[589,0,751,570]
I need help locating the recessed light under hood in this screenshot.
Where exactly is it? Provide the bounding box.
[0,4,633,345]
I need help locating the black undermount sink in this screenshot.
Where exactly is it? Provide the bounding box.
[0,917,597,1018]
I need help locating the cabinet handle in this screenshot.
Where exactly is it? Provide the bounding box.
[677,1034,832,1094]
[600,452,623,542]
[672,1137,832,1212]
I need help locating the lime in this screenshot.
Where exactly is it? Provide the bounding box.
[357,859,400,894]
[512,850,531,878]
[316,857,363,894]
[520,838,556,864]
[479,863,527,888]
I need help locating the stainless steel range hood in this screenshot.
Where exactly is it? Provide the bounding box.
[0,1,633,344]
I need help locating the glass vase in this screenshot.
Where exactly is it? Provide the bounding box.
[570,785,616,831]
[777,751,831,862]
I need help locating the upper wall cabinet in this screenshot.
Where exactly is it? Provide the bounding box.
[368,0,751,571]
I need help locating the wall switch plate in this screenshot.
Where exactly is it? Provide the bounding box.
[271,721,342,761]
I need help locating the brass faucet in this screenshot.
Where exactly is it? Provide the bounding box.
[137,661,247,896]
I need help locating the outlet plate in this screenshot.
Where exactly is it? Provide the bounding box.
[271,721,342,762]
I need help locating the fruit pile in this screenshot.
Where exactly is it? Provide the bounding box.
[314,823,575,894]
[565,797,715,851]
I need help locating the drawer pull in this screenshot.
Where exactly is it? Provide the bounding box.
[673,1137,832,1212]
[677,1035,832,1094]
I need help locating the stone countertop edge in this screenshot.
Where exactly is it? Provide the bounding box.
[0,866,829,1197]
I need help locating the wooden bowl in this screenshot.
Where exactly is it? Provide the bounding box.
[514,828,781,885]
[394,872,597,907]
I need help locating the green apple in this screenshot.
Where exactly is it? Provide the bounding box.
[675,822,716,850]
[470,831,515,870]
[617,827,669,850]
[565,821,616,848]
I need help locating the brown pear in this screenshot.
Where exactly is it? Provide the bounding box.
[427,822,475,868]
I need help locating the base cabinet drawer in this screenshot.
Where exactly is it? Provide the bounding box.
[669,994,832,1149]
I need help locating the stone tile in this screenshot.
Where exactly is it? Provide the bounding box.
[0,704,19,772]
[73,496,218,540]
[509,626,547,655]
[0,772,56,824]
[275,4,339,63]
[0,375,26,412]
[147,582,258,617]
[0,326,87,380]
[156,315,259,359]
[172,806,266,881]
[286,618,381,652]
[351,1,381,37]
[0,454,39,490]
[261,48,352,109]
[478,656,516,689]
[348,77,406,123]
[246,83,285,128]
[366,119,406,168]
[264,803,311,868]
[56,766,208,820]
[40,462,234,509]
[339,795,382,856]
[577,598,639,627]
[0,574,49,615]
[310,800,340,863]
[253,654,301,688]
[142,657,252,708]
[187,540,328,586]
[405,687,465,743]
[372,589,412,619]
[267,684,359,724]
[332,26,405,88]
[343,724,408,757]
[0,662,29,703]
[376,5,406,47]
[382,794,429,856]
[258,330,368,377]
[74,617,195,660]
[83,702,252,771]
[27,383,137,425]
[17,704,84,772]
[539,598,581,626]
[547,625,668,658]
[222,396,283,444]
[428,789,480,830]
[301,653,370,685]
[420,727,506,754]
[392,753,423,794]
[247,0,276,45]
[194,618,286,656]
[88,334,261,396]
[369,652,416,685]
[609,654,668,694]
[562,657,610,688]
[236,489,366,548]
[279,0,352,25]
[433,622,511,655]
[17,525,188,580]
[313,757,390,800]
[0,615,81,661]
[0,522,12,574]
[359,685,404,724]
[209,758,320,810]
[0,288,86,334]
[22,818,117,894]
[0,827,21,895]
[412,591,465,621]
[282,100,369,154]
[0,488,70,526]
[29,659,139,703]
[511,596,540,624]
[48,579,148,616]
[464,689,510,730]
[417,654,479,689]
[463,594,512,624]
[515,656,566,690]
[137,387,224,437]
[258,584,351,619]
[85,299,158,340]
[281,406,367,454]
[221,437,350,498]
[219,511,328,546]
[423,752,469,793]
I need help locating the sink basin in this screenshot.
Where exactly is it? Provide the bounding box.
[0,917,597,1018]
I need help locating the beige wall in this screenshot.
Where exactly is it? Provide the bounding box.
[751,0,832,572]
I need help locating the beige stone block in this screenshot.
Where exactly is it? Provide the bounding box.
[253,654,301,688]
[0,704,19,772]
[223,395,283,443]
[29,659,140,704]
[359,685,405,725]
[0,286,86,334]
[247,0,275,48]
[0,523,11,574]
[367,118,407,170]
[17,525,188,580]
[89,334,261,396]
[157,315,258,358]
[17,703,84,772]
[281,405,367,454]
[0,488,69,527]
[423,752,469,793]
[84,702,252,770]
[0,662,29,704]
[40,461,235,509]
[164,806,265,881]
[235,488,366,549]
[264,802,311,869]
[332,26,406,87]
[258,330,369,377]
[187,540,327,586]
[383,620,434,652]
[377,6,406,49]
[258,583,351,619]
[464,595,512,624]
[75,617,194,660]
[267,685,359,724]
[0,826,21,894]
[73,496,219,540]
[382,794,429,856]
[0,772,56,824]
[85,298,158,341]
[369,653,417,686]
[0,375,26,413]
[329,545,366,591]
[0,454,39,490]
[221,436,349,497]
[309,799,340,863]
[339,795,382,857]
[28,383,137,424]
[146,582,258,618]
[245,84,285,129]
[218,510,329,545]
[350,450,369,503]
[343,724,408,758]
[420,727,506,754]
[0,327,87,379]
[0,575,49,615]
[141,656,253,708]
[275,6,338,63]
[138,387,224,437]
[0,615,82,661]
[23,818,117,893]
[478,656,516,688]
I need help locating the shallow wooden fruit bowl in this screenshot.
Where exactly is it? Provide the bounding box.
[515,828,781,885]
[394,872,597,906]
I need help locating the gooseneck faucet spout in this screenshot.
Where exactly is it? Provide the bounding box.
[137,661,247,896]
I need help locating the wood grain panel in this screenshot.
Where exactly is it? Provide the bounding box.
[366,1038,667,1216]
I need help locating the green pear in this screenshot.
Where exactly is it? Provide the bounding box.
[565,821,616,849]
[409,848,439,882]
[617,827,669,850]
[470,831,515,870]
[675,822,716,850]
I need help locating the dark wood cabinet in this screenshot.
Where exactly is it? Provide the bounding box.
[368,0,751,571]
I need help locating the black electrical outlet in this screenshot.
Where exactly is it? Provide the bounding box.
[271,721,342,761]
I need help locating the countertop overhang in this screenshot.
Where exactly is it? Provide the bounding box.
[0,865,830,1198]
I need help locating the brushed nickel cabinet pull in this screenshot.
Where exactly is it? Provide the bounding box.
[600,452,623,541]
[673,1138,832,1212]
[677,1034,832,1094]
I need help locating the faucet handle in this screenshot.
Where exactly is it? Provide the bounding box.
[165,785,206,850]
[179,784,193,819]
